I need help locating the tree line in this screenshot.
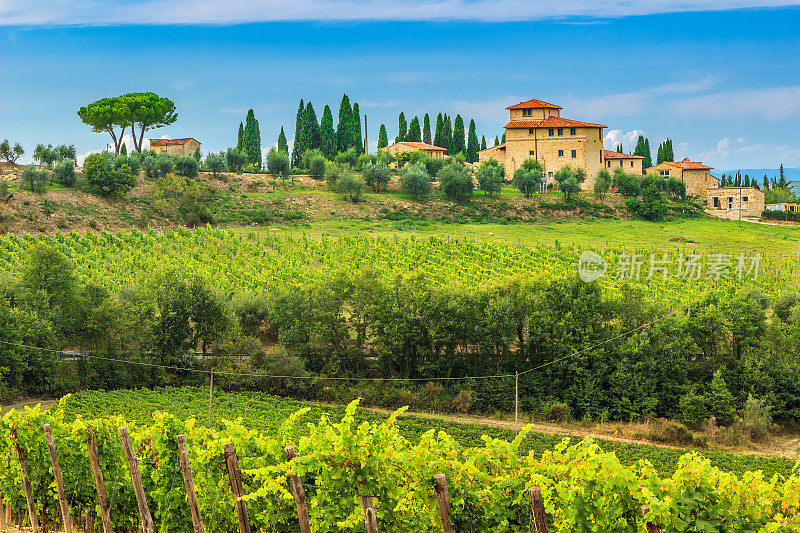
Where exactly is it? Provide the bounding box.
[382,111,483,163]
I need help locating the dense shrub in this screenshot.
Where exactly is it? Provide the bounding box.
[174,155,199,178]
[512,159,543,198]
[335,169,365,202]
[205,153,226,179]
[400,162,432,200]
[21,166,49,193]
[53,159,76,186]
[762,209,800,222]
[303,149,326,179]
[774,292,800,321]
[594,169,610,199]
[266,149,290,179]
[476,159,504,196]
[362,160,391,192]
[437,160,473,201]
[613,168,641,197]
[554,166,580,200]
[334,147,358,167]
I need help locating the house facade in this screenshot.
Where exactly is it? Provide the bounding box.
[603,150,644,176]
[477,99,606,190]
[707,187,765,217]
[645,158,719,196]
[381,141,447,159]
[149,138,201,157]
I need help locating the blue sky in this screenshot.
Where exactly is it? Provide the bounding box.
[1,1,800,170]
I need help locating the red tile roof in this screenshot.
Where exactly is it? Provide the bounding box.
[603,150,644,160]
[395,141,447,152]
[507,99,562,110]
[479,143,506,152]
[647,158,712,171]
[149,137,199,147]
[504,116,607,129]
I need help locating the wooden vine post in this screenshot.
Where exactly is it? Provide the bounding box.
[0,495,5,529]
[432,474,454,533]
[224,443,251,533]
[176,434,205,533]
[284,446,310,533]
[44,423,73,533]
[87,428,114,533]
[641,505,663,533]
[11,425,41,533]
[528,486,549,533]
[360,495,378,533]
[119,426,155,533]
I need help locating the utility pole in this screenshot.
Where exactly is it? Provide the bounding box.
[739,183,742,227]
[208,369,214,429]
[363,114,368,155]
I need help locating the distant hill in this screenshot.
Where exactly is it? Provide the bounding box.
[718,167,800,181]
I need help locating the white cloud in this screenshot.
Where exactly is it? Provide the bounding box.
[4,0,800,25]
[695,136,800,167]
[671,86,800,120]
[604,129,645,152]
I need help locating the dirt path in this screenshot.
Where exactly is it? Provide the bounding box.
[353,404,800,460]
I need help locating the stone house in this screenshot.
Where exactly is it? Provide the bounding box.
[381,141,447,159]
[707,187,765,217]
[149,138,201,157]
[602,150,644,176]
[645,158,719,197]
[477,98,606,190]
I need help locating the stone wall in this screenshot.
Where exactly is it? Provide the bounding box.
[706,187,765,217]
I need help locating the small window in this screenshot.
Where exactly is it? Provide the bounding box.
[571,150,577,159]
[529,150,535,156]
[607,161,611,167]
[630,161,634,167]
[522,108,533,117]
[743,196,749,202]
[599,129,603,140]
[570,128,576,136]
[558,149,564,157]
[713,197,720,208]
[659,170,670,177]
[548,172,553,178]
[557,128,563,136]
[528,128,535,135]
[619,161,623,167]
[548,128,554,137]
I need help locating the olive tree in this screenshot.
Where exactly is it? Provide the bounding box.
[476,158,504,196]
[400,162,432,200]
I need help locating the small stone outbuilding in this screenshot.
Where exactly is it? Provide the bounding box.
[707,187,765,217]
[381,141,447,159]
[149,138,201,157]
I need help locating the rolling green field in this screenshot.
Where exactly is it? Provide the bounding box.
[56,387,797,479]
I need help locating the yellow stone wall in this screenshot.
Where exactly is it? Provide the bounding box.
[477,144,506,164]
[508,107,560,121]
[504,126,605,190]
[707,187,765,217]
[645,163,718,196]
[150,139,201,157]
[604,157,643,176]
[381,143,445,159]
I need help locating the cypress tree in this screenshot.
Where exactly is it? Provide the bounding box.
[378,124,388,149]
[278,127,289,154]
[656,143,664,165]
[300,102,321,158]
[494,136,500,146]
[336,94,352,153]
[423,114,432,145]
[320,105,336,159]
[442,114,453,154]
[779,164,786,188]
[408,116,421,142]
[481,135,487,151]
[351,102,363,154]
[120,143,127,156]
[665,138,674,161]
[452,115,466,156]
[744,174,751,187]
[616,144,623,153]
[501,132,506,143]
[237,122,244,151]
[396,112,407,143]
[763,175,769,189]
[243,109,262,168]
[643,138,652,168]
[466,119,480,163]
[433,113,443,147]
[292,99,305,168]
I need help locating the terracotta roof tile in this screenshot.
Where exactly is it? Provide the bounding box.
[479,143,506,152]
[149,137,199,147]
[506,99,562,110]
[504,116,607,129]
[646,158,712,171]
[394,141,447,151]
[603,150,644,160]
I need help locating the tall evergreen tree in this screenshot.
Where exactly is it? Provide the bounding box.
[763,175,769,189]
[320,105,336,159]
[423,114,432,145]
[664,138,674,161]
[466,119,480,163]
[237,122,244,151]
[242,109,262,168]
[779,164,786,188]
[481,135,487,151]
[336,94,353,153]
[656,143,665,165]
[442,114,453,154]
[494,136,500,146]
[396,112,408,143]
[744,174,751,187]
[407,116,421,142]
[291,99,305,168]
[277,127,289,155]
[378,124,388,149]
[300,102,321,158]
[351,102,363,154]
[501,132,506,143]
[433,113,443,147]
[643,138,652,168]
[616,144,623,153]
[452,115,466,155]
